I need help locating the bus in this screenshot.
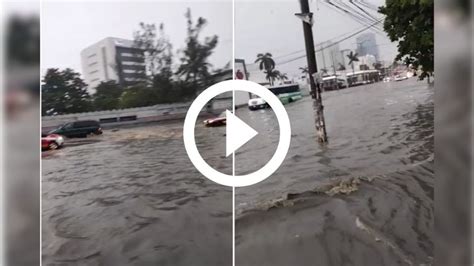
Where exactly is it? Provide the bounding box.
[321,75,348,91]
[268,83,303,104]
[248,83,303,110]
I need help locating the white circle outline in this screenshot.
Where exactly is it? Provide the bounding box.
[183,80,291,187]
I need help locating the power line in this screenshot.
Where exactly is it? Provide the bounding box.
[276,18,383,66]
[250,17,384,65]
[349,0,379,21]
[356,0,379,12]
[323,0,385,35]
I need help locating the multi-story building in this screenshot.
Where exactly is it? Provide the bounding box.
[80,37,146,89]
[356,33,379,60]
[315,41,344,74]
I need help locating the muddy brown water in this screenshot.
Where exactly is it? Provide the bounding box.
[42,78,433,265]
[235,78,433,266]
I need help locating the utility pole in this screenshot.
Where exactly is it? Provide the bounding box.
[296,0,328,143]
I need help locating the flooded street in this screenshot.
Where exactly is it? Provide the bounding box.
[235,78,434,265]
[42,78,433,265]
[42,124,233,265]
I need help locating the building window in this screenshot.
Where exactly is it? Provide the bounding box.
[87,53,97,58]
[120,52,144,58]
[122,61,145,66]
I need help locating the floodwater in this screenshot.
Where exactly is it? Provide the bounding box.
[235,78,434,265]
[42,78,433,265]
[42,123,233,265]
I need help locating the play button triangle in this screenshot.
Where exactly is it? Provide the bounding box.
[226,110,258,157]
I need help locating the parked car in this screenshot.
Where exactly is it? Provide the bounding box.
[203,116,226,127]
[41,134,64,150]
[248,98,268,111]
[49,120,102,138]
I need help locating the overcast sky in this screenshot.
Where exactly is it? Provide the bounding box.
[41,0,233,75]
[42,0,397,80]
[235,0,397,79]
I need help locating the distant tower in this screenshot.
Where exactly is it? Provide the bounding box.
[356,33,379,60]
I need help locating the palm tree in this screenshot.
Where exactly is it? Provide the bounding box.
[264,69,280,86]
[255,53,275,72]
[278,72,288,83]
[338,63,346,71]
[346,51,359,76]
[320,68,328,76]
[299,66,309,75]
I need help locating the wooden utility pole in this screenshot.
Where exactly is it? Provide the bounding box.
[297,0,328,143]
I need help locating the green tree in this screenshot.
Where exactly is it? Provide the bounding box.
[379,0,433,81]
[92,81,123,111]
[134,22,173,78]
[346,51,359,75]
[338,63,346,71]
[299,66,309,75]
[42,68,91,115]
[264,69,281,86]
[255,53,276,72]
[278,72,289,81]
[176,8,218,93]
[134,22,178,103]
[120,85,157,108]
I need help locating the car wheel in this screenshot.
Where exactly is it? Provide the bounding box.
[48,142,59,150]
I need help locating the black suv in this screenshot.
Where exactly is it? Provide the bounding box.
[50,120,102,138]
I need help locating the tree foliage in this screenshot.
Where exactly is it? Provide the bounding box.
[134,22,173,77]
[278,72,288,81]
[255,53,275,72]
[92,81,123,111]
[42,9,223,115]
[346,51,359,74]
[299,66,309,74]
[379,0,433,80]
[42,68,91,115]
[120,85,157,108]
[338,63,346,71]
[176,8,219,91]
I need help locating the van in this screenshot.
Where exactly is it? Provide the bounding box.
[49,120,102,138]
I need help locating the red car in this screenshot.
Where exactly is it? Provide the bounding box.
[203,116,226,127]
[42,134,65,151]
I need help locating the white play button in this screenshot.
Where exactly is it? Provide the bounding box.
[225,110,258,157]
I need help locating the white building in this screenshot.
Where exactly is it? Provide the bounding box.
[356,54,377,70]
[80,37,146,89]
[315,41,344,74]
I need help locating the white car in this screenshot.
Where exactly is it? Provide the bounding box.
[383,77,391,83]
[248,98,268,111]
[394,75,409,81]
